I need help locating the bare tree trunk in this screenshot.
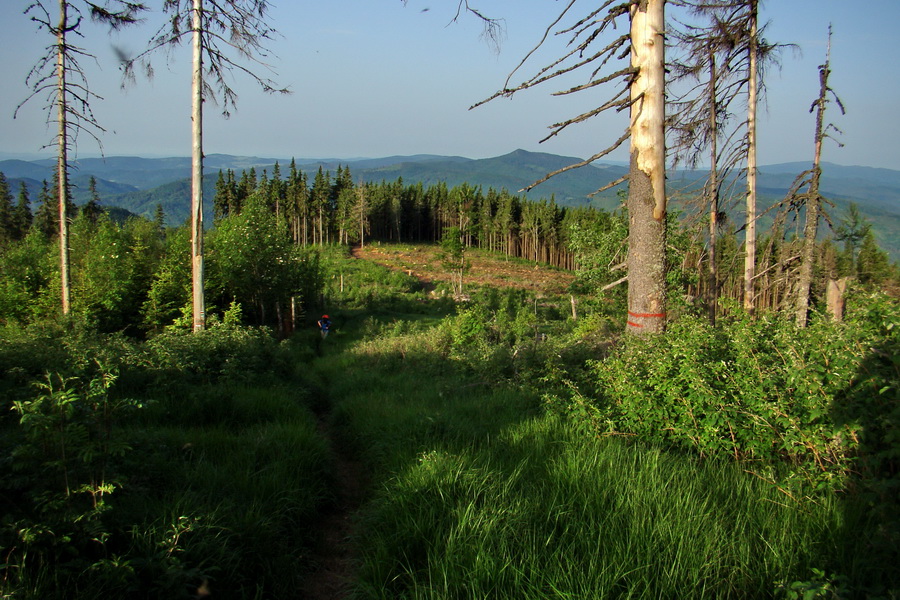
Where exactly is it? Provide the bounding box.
[826,277,847,322]
[357,184,366,248]
[796,163,822,327]
[743,0,759,315]
[57,0,71,315]
[707,46,718,326]
[191,0,206,331]
[796,30,837,327]
[626,0,667,335]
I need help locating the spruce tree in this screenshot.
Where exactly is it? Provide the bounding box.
[0,173,13,244]
[14,182,34,240]
[82,175,103,225]
[213,170,231,222]
[33,180,58,239]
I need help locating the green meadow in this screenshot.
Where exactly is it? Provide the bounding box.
[1,245,897,599]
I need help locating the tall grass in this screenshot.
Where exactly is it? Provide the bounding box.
[0,326,333,600]
[318,304,889,599]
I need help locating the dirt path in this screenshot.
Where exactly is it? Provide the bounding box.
[300,404,367,599]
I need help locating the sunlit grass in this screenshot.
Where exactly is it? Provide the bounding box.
[316,313,882,599]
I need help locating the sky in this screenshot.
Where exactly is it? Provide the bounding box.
[1,0,898,170]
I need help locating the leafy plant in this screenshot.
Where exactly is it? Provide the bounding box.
[2,366,142,596]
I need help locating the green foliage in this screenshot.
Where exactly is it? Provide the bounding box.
[567,207,627,298]
[439,226,470,296]
[776,568,850,600]
[321,244,432,313]
[0,322,329,599]
[70,215,163,333]
[144,323,293,385]
[141,226,191,332]
[856,230,895,286]
[554,292,899,500]
[2,367,142,597]
[0,230,55,324]
[207,194,325,328]
[317,311,889,599]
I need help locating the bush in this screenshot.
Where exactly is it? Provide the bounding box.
[555,304,899,492]
[144,324,292,385]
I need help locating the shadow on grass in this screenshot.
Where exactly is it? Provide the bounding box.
[832,334,900,597]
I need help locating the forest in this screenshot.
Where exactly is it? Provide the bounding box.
[2,0,900,598]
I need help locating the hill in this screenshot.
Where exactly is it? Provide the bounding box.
[1,150,898,259]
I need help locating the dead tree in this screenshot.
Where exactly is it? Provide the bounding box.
[124,0,289,331]
[472,0,673,334]
[17,0,146,316]
[668,0,787,320]
[669,2,749,324]
[792,26,844,327]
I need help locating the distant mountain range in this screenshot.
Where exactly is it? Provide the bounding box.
[2,150,898,259]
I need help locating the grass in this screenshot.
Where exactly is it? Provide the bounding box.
[111,378,333,599]
[0,327,334,600]
[307,277,889,599]
[2,244,895,599]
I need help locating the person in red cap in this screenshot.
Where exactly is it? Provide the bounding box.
[317,314,331,339]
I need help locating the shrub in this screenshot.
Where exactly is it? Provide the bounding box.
[144,324,292,385]
[554,306,899,492]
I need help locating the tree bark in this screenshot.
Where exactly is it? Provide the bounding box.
[191,0,206,331]
[796,31,834,327]
[707,46,718,326]
[57,0,71,315]
[743,0,759,315]
[626,0,667,335]
[826,277,847,322]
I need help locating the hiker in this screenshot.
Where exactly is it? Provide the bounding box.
[318,314,331,339]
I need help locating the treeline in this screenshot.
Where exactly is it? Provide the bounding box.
[212,161,898,315]
[2,164,896,335]
[212,161,594,270]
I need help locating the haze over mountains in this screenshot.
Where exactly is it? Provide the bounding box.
[2,149,898,259]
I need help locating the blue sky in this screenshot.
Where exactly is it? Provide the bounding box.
[1,0,898,170]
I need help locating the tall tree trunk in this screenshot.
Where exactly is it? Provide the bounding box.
[796,30,835,327]
[626,0,667,335]
[57,0,71,315]
[707,46,718,326]
[795,167,821,327]
[358,184,366,248]
[743,0,759,315]
[191,0,206,331]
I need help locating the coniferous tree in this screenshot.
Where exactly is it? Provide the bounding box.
[213,170,228,221]
[834,202,870,277]
[153,203,166,233]
[33,180,58,239]
[310,167,331,246]
[285,159,308,245]
[82,175,103,225]
[0,173,13,245]
[14,182,34,240]
[856,231,892,286]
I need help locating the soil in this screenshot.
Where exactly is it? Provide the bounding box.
[351,243,574,295]
[300,412,367,600]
